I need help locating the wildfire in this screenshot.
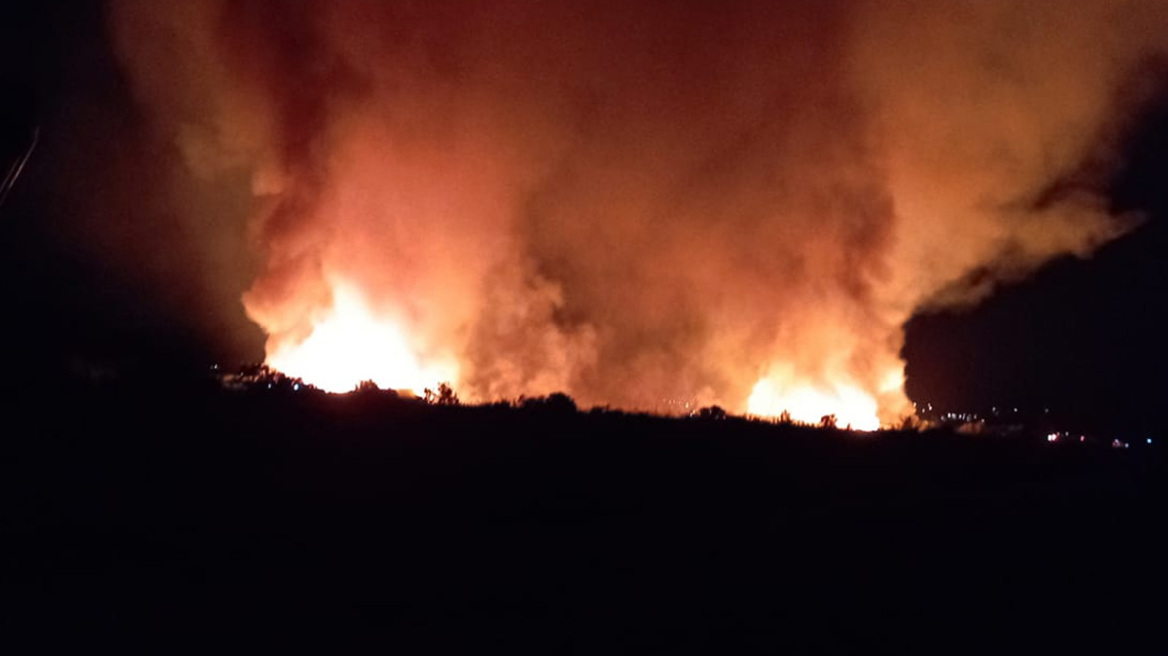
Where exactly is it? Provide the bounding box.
[111,1,1153,431]
[266,283,457,394]
[747,376,881,431]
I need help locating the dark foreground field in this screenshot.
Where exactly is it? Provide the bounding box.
[3,380,1165,653]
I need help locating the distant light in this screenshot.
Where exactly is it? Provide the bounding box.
[1148,438,1153,445]
[1047,433,1058,442]
[1080,436,1085,443]
[293,383,300,391]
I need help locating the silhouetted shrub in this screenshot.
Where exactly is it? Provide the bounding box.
[425,382,459,405]
[897,413,926,431]
[521,392,577,414]
[697,405,727,420]
[224,363,308,394]
[545,392,577,413]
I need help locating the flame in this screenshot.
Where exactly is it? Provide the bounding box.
[747,376,881,431]
[266,282,457,394]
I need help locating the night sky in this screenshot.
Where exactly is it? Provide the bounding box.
[1,2,266,370]
[906,93,1168,435]
[2,2,1166,435]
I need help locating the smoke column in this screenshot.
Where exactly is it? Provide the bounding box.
[109,0,1168,425]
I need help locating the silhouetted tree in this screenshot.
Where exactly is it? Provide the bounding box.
[778,409,793,424]
[820,414,838,429]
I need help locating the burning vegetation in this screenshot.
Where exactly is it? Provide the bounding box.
[109,1,1168,428]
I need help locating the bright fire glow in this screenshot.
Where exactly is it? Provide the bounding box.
[747,377,881,431]
[267,284,457,394]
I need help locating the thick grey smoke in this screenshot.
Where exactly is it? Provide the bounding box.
[109,0,1168,422]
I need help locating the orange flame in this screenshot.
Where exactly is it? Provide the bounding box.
[266,282,457,394]
[746,363,906,430]
[747,377,881,431]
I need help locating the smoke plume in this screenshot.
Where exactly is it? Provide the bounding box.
[109,0,1168,423]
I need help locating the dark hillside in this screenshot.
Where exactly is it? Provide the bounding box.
[3,381,1165,653]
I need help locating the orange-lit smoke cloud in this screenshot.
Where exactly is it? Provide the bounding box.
[110,0,1168,423]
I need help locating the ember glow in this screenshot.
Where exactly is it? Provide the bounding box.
[111,1,1168,425]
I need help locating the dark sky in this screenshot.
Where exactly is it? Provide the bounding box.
[2,2,1166,435]
[905,88,1168,435]
[1,2,265,373]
